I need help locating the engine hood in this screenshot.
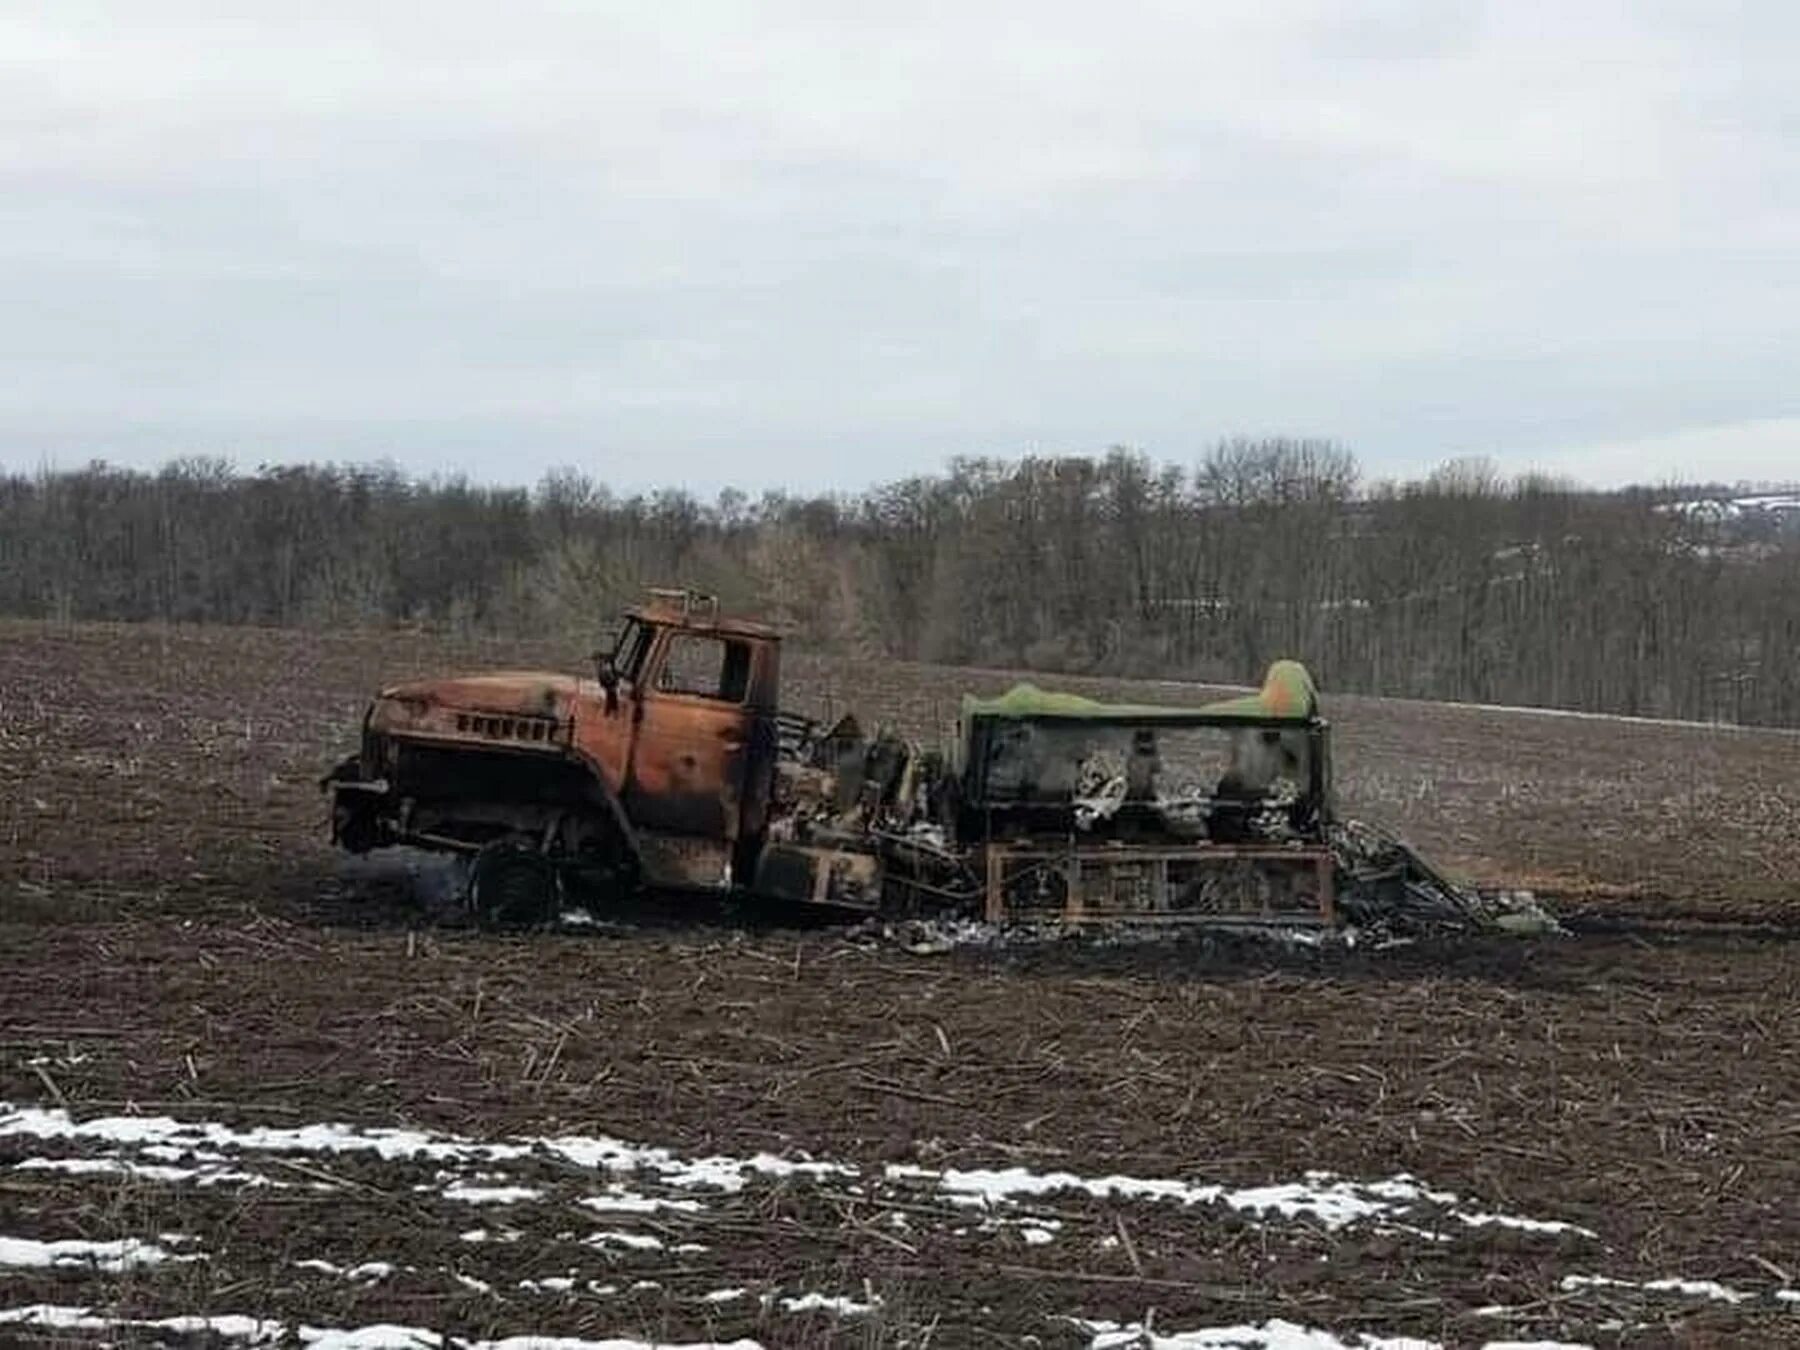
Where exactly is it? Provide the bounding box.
[378,671,590,717]
[369,670,600,745]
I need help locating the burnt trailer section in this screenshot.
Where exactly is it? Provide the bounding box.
[952,663,1338,927]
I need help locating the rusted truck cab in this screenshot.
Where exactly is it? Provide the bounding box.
[326,590,787,920]
[582,592,783,888]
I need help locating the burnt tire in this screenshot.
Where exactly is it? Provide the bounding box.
[470,845,560,929]
[332,800,380,855]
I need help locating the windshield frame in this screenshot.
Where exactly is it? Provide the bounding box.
[609,617,653,686]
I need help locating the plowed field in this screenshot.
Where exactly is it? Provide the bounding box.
[2,620,1797,1348]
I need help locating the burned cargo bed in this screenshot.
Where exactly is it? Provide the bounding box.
[978,842,1335,925]
[944,663,1339,926]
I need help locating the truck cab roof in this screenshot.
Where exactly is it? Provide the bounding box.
[628,591,782,642]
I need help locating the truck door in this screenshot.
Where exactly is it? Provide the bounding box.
[577,616,653,797]
[623,629,755,851]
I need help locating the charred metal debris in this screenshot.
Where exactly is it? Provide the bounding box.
[324,589,1555,938]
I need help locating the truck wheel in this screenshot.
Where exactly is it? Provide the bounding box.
[470,844,559,929]
[333,801,380,855]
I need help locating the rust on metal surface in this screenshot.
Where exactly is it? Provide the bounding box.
[337,589,783,894]
[753,841,882,910]
[635,834,737,891]
[978,842,1337,925]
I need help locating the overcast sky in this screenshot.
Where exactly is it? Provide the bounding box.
[4,2,1796,493]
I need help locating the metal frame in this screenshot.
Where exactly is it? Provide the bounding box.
[981,840,1336,926]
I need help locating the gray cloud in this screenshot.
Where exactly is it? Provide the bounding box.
[3,2,1796,490]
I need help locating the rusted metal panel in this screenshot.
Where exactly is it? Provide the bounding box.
[981,842,1336,926]
[635,834,736,891]
[752,841,882,910]
[984,847,1006,924]
[955,682,1334,847]
[606,618,775,844]
[366,674,579,753]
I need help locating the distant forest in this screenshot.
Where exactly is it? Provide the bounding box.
[4,442,1797,727]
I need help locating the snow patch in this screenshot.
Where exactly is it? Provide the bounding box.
[1083,1321,1592,1350]
[579,1190,704,1215]
[1456,1211,1590,1237]
[1085,1318,1437,1348]
[0,1100,1592,1287]
[0,1235,192,1271]
[1561,1273,1751,1304]
[0,1304,282,1341]
[0,1304,764,1350]
[778,1291,880,1316]
[0,1103,846,1214]
[14,1155,278,1187]
[301,1327,442,1349]
[0,1103,530,1166]
[895,1164,1590,1238]
[443,1183,543,1205]
[296,1259,396,1283]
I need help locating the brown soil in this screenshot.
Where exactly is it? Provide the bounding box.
[2,619,1798,1347]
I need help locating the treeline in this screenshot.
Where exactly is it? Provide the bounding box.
[3,444,1796,726]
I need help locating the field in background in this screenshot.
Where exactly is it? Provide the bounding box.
[2,619,1798,1347]
[6,618,1796,923]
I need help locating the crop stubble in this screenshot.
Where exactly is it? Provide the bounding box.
[1,620,1797,1346]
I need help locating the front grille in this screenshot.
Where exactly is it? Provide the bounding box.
[453,712,562,745]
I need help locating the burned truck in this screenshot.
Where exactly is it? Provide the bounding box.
[325,589,877,924]
[325,589,1488,932]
